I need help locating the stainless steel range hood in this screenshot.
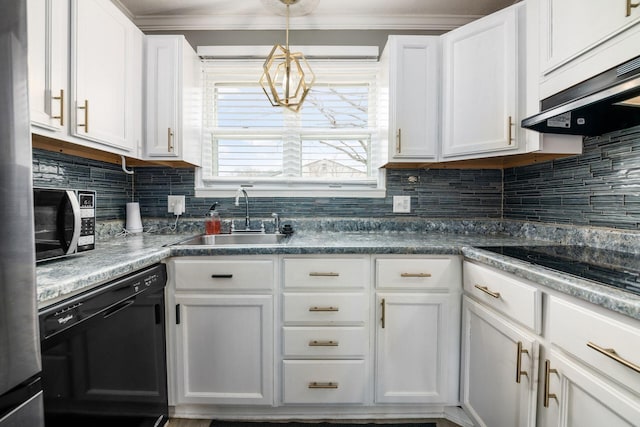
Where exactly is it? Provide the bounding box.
[521,55,640,136]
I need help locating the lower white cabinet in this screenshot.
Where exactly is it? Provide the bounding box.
[538,349,640,427]
[173,294,273,405]
[375,293,458,404]
[461,296,539,427]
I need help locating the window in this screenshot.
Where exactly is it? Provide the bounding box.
[196,60,385,198]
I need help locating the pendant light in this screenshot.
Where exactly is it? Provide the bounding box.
[259,0,315,112]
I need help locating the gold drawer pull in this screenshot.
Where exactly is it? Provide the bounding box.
[516,341,529,384]
[587,341,640,373]
[52,89,64,125]
[396,128,402,153]
[401,272,432,278]
[381,298,386,329]
[308,382,338,389]
[543,359,558,408]
[168,127,174,152]
[309,272,339,277]
[309,306,339,312]
[474,284,501,299]
[507,115,514,145]
[309,340,338,347]
[627,0,639,17]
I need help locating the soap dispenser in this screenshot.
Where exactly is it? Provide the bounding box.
[205,203,221,235]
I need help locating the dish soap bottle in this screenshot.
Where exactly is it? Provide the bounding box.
[205,203,221,235]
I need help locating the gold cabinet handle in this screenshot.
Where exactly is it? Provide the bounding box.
[543,359,558,408]
[396,128,402,153]
[400,273,432,278]
[516,341,529,384]
[52,89,64,125]
[309,272,339,277]
[308,382,338,389]
[474,284,501,299]
[78,99,88,133]
[308,306,339,312]
[168,127,174,152]
[507,115,514,145]
[587,341,640,373]
[381,298,386,329]
[309,340,338,347]
[627,0,639,16]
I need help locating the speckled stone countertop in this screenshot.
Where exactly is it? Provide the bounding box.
[37,230,640,321]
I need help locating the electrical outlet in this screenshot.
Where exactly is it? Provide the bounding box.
[167,195,185,215]
[392,195,411,213]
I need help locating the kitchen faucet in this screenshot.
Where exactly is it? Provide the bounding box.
[235,188,250,230]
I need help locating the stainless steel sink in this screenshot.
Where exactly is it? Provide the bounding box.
[172,233,288,246]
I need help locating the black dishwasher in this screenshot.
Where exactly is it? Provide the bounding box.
[39,264,168,427]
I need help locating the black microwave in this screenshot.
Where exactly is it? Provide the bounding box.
[33,188,96,262]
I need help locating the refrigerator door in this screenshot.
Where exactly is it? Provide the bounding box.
[0,0,41,398]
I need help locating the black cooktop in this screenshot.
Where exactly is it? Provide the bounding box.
[478,245,640,296]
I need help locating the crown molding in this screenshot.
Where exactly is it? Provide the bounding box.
[132,14,481,31]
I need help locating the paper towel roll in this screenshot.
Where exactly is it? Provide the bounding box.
[126,202,143,233]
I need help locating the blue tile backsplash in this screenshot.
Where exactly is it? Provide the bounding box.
[32,124,640,232]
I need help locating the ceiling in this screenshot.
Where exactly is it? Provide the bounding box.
[114,0,520,31]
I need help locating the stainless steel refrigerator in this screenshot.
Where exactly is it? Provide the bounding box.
[0,0,45,425]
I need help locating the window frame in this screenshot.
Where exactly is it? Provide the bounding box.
[195,59,386,198]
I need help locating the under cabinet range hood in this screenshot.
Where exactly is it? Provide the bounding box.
[522,55,640,136]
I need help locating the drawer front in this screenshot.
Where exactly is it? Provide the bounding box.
[173,258,274,291]
[548,296,640,394]
[463,262,541,332]
[376,257,460,289]
[282,327,367,358]
[282,360,366,404]
[283,257,368,289]
[283,293,367,324]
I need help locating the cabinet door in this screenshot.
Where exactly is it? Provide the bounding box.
[374,293,457,404]
[174,294,273,405]
[540,0,640,76]
[28,0,68,131]
[461,296,538,427]
[539,350,640,427]
[387,36,439,161]
[70,0,141,154]
[441,6,518,158]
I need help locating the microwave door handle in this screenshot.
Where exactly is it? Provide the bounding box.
[65,190,82,255]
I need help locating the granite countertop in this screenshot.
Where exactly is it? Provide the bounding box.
[36,231,640,321]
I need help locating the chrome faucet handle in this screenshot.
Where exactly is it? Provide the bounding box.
[271,212,280,233]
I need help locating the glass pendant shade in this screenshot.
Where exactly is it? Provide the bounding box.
[260,1,315,112]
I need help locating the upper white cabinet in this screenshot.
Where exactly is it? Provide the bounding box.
[27,0,68,132]
[378,36,439,165]
[145,35,202,166]
[70,0,143,155]
[539,0,640,98]
[441,5,520,158]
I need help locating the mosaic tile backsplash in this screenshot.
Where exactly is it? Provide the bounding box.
[32,124,640,232]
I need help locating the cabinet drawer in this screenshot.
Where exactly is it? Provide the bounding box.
[283,257,368,289]
[376,256,460,289]
[173,258,274,291]
[548,296,640,394]
[282,360,366,404]
[282,327,367,358]
[463,262,541,332]
[283,293,367,324]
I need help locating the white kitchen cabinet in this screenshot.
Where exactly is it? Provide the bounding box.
[375,293,458,404]
[441,5,519,158]
[539,0,640,98]
[374,256,461,404]
[377,36,439,165]
[461,296,539,427]
[167,256,275,407]
[539,349,640,427]
[70,0,143,155]
[145,35,202,165]
[27,0,68,132]
[173,294,273,405]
